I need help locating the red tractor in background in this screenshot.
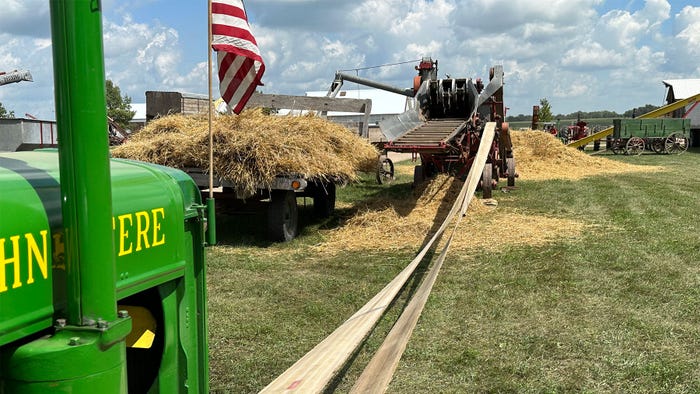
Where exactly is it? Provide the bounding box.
[543,122,558,136]
[566,119,589,143]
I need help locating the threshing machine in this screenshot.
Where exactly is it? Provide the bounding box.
[1,1,212,392]
[329,58,515,197]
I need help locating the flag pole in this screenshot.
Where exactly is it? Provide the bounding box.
[207,0,214,199]
[206,0,216,245]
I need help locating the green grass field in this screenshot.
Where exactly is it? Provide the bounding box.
[207,149,700,393]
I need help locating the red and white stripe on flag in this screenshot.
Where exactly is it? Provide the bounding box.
[211,0,265,114]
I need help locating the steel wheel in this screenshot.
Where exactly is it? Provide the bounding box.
[506,157,516,187]
[625,137,645,155]
[665,132,689,154]
[375,156,395,184]
[610,139,624,155]
[650,138,665,154]
[481,163,493,199]
[412,165,424,188]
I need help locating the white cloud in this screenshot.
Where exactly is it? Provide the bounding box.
[553,82,591,99]
[666,6,700,75]
[594,1,670,49]
[560,41,625,70]
[102,15,207,103]
[0,0,50,37]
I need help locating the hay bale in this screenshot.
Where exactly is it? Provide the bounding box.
[112,109,379,194]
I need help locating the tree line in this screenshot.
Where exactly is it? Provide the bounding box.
[506,100,661,122]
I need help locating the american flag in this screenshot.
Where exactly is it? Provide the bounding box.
[211,0,265,114]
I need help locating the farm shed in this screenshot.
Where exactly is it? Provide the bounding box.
[0,117,57,152]
[663,79,700,146]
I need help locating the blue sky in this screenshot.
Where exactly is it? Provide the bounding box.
[1,0,699,120]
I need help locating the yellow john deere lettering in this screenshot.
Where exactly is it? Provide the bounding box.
[1,208,166,295]
[113,207,167,257]
[0,231,49,293]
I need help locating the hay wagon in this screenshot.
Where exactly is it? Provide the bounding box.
[609,118,690,155]
[184,169,336,242]
[143,91,372,242]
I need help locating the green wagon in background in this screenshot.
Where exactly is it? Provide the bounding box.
[610,118,690,155]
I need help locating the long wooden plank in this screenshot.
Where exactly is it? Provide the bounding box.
[247,92,371,113]
[350,123,496,393]
[260,123,497,394]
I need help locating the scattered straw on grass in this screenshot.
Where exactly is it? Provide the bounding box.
[314,174,519,254]
[316,174,586,254]
[112,109,379,195]
[315,131,659,254]
[447,211,586,252]
[511,130,663,181]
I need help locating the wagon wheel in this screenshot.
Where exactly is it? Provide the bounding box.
[481,162,493,199]
[267,190,298,242]
[412,165,424,188]
[375,155,395,184]
[664,132,689,155]
[313,182,336,218]
[650,138,665,154]
[610,139,624,155]
[625,137,645,155]
[506,157,516,187]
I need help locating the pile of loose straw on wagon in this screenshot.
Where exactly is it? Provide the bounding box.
[111,109,379,195]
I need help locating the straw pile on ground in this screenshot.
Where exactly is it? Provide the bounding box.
[313,130,662,254]
[314,173,586,255]
[112,109,379,195]
[511,130,663,180]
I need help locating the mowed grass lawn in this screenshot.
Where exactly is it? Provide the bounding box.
[207,149,700,393]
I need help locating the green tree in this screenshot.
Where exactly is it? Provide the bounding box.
[539,97,553,123]
[105,79,135,129]
[0,101,15,118]
[624,104,660,118]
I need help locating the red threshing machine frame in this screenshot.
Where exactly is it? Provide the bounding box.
[328,58,515,198]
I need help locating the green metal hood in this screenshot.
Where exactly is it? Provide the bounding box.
[0,150,202,347]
